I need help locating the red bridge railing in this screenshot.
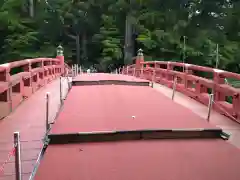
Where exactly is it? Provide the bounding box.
[0,56,66,119]
[121,55,240,123]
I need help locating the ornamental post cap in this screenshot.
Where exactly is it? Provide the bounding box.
[56,45,64,56]
[137,49,143,56]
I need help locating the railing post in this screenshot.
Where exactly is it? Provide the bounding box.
[79,66,82,74]
[74,64,77,77]
[73,64,75,76]
[14,132,22,180]
[77,65,79,75]
[56,45,64,75]
[71,65,73,77]
[207,94,214,121]
[172,77,177,100]
[60,76,63,105]
[46,92,50,132]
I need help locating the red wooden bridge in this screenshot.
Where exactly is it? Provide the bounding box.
[0,50,240,180]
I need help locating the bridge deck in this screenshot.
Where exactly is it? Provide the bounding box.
[35,140,240,180]
[153,83,240,148]
[35,75,240,180]
[50,85,218,134]
[0,78,69,180]
[1,73,240,180]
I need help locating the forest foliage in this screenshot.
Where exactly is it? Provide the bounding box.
[0,0,240,72]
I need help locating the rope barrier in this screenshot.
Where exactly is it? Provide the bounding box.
[0,143,17,175]
[0,139,43,146]
[1,171,33,177]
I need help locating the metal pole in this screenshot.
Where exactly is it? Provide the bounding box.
[74,64,77,76]
[151,70,155,88]
[46,92,50,132]
[67,74,70,91]
[72,65,75,77]
[76,65,78,76]
[71,65,73,77]
[172,77,177,100]
[60,76,62,104]
[215,44,219,69]
[207,94,214,121]
[73,64,75,77]
[14,132,22,180]
[133,68,136,76]
[126,66,129,75]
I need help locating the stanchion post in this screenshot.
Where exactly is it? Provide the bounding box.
[133,68,136,76]
[46,92,50,132]
[151,70,155,88]
[171,77,177,100]
[14,132,22,180]
[207,94,214,121]
[126,66,129,75]
[60,76,63,104]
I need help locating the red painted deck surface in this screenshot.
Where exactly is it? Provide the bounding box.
[153,83,240,148]
[73,73,149,83]
[51,85,218,134]
[35,79,240,180]
[1,73,240,180]
[0,78,69,180]
[35,140,240,180]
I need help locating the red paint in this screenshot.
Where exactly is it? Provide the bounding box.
[35,140,240,180]
[51,85,217,134]
[35,78,240,180]
[123,57,240,123]
[0,57,65,119]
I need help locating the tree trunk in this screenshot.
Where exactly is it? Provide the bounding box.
[76,34,80,65]
[124,14,134,65]
[82,32,87,64]
[29,0,34,17]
